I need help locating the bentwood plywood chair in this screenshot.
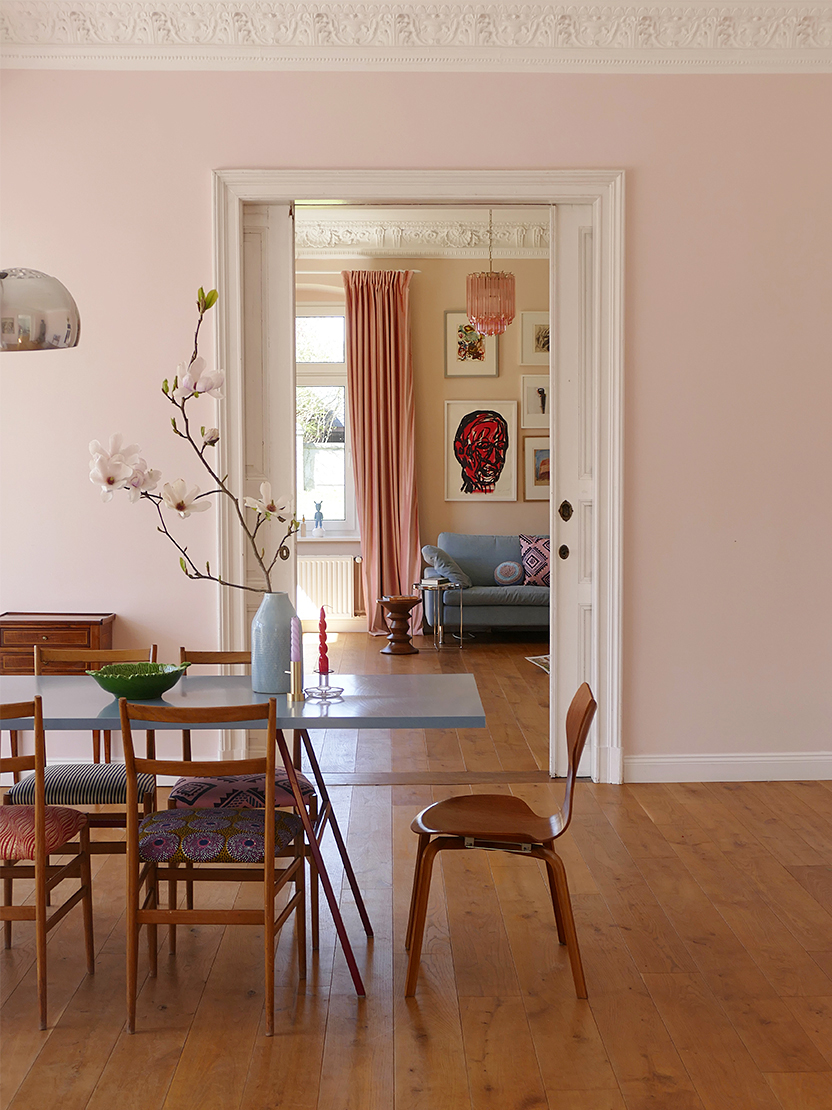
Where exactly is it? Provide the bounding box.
[3,646,159,856]
[404,683,597,999]
[1,697,94,1028]
[168,648,320,950]
[119,697,305,1036]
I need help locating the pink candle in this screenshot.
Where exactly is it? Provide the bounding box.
[318,606,329,675]
[290,616,301,663]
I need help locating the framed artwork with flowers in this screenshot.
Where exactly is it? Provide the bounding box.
[444,311,498,377]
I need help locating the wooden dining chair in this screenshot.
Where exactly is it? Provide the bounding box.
[1,697,95,1028]
[404,682,597,999]
[2,646,159,857]
[35,644,158,763]
[167,648,320,951]
[119,697,306,1036]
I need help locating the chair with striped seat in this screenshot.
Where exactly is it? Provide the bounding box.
[3,646,159,856]
[167,648,321,950]
[1,697,95,1028]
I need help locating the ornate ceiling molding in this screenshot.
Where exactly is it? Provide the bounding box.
[294,216,550,258]
[1,2,830,73]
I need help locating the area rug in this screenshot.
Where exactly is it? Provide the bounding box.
[526,654,550,674]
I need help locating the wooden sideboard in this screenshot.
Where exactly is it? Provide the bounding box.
[0,612,116,674]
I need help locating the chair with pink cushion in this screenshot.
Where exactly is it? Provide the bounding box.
[1,697,94,1029]
[166,648,320,950]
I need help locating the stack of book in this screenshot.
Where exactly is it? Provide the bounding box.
[420,576,449,587]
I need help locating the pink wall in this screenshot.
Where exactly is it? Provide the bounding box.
[2,71,831,766]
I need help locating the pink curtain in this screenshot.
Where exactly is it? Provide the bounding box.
[343,270,422,635]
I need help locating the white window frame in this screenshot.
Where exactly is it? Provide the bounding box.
[295,304,359,538]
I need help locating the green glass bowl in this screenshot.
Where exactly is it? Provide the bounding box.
[86,661,190,700]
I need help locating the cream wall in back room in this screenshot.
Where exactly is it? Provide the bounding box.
[296,254,549,550]
[407,256,549,546]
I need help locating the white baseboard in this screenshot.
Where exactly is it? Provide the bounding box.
[624,751,832,783]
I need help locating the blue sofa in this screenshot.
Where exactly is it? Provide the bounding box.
[422,532,549,632]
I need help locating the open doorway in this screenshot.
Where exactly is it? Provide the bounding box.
[213,170,623,782]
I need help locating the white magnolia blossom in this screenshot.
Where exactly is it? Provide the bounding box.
[88,433,140,469]
[172,357,225,403]
[161,478,211,518]
[195,365,224,398]
[126,459,162,503]
[244,482,292,521]
[202,427,220,447]
[89,453,134,502]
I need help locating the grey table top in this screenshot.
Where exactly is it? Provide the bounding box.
[0,673,486,731]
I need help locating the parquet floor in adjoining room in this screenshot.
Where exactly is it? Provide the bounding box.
[3,631,832,1109]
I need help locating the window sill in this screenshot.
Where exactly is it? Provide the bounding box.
[298,534,360,543]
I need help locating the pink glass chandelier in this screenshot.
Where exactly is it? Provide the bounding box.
[466,210,516,337]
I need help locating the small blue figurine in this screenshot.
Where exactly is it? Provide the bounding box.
[313,501,324,529]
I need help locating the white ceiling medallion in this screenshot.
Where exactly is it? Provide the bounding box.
[2,2,830,73]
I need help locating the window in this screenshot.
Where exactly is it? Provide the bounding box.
[295,307,358,537]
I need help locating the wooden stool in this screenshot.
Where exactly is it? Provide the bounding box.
[378,595,420,655]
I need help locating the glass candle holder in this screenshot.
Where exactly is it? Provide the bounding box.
[304,670,344,700]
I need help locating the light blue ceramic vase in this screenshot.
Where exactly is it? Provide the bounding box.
[251,590,296,694]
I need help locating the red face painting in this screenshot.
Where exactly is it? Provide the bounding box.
[453,410,509,494]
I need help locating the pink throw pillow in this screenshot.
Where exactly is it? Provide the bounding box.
[519,535,550,587]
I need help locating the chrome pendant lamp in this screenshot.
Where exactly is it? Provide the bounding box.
[0,268,80,351]
[466,210,515,337]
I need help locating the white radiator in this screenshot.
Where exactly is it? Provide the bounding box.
[297,556,355,618]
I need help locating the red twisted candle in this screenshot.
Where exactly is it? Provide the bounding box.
[318,606,329,675]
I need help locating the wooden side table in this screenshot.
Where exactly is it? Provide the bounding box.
[378,596,420,655]
[0,613,116,775]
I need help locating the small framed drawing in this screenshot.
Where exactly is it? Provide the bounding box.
[521,312,550,365]
[524,437,550,501]
[445,311,498,377]
[521,374,549,429]
[445,400,517,502]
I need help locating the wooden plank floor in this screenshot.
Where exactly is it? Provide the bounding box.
[3,631,832,1109]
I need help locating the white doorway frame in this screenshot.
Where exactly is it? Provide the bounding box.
[213,169,624,784]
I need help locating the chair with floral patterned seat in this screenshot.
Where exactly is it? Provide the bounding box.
[1,697,95,1029]
[119,696,305,1036]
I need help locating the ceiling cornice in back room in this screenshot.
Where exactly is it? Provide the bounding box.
[1,2,830,74]
[294,208,550,260]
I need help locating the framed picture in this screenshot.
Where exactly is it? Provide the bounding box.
[521,374,549,429]
[524,437,550,501]
[444,311,498,377]
[445,400,517,501]
[521,311,550,365]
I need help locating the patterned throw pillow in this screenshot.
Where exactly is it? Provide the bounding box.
[519,535,550,587]
[494,560,524,586]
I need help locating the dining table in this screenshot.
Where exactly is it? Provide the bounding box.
[1,671,486,997]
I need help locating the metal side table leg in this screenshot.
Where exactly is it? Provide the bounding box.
[277,729,367,997]
[295,728,374,938]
